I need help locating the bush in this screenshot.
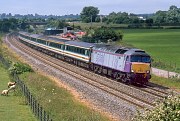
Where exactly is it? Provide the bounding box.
[92,27,123,43]
[134,95,180,121]
[8,62,33,75]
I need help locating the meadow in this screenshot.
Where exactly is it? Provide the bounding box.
[0,64,37,121]
[119,29,180,72]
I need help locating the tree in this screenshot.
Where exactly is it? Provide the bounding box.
[56,20,69,29]
[80,6,99,23]
[166,5,180,23]
[145,18,154,26]
[91,27,123,43]
[153,10,166,25]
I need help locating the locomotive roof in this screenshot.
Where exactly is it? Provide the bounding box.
[65,41,95,48]
[93,44,130,54]
[125,49,150,56]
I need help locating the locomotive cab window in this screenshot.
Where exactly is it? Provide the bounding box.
[131,55,150,63]
[126,56,130,61]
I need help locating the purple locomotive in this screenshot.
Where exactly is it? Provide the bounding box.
[91,44,151,84]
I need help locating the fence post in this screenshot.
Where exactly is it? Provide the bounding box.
[40,107,43,121]
[37,103,40,119]
[44,110,46,121]
[47,114,49,121]
[34,100,37,117]
[32,97,35,114]
[168,71,170,78]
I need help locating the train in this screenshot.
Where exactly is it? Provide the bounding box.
[18,32,151,85]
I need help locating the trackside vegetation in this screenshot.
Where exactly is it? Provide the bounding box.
[19,72,109,121]
[134,95,180,121]
[0,63,37,121]
[0,36,110,120]
[150,75,180,91]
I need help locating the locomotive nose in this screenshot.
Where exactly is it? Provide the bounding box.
[131,62,151,73]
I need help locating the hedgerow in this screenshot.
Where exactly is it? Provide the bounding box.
[134,95,180,121]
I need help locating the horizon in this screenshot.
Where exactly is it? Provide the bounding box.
[0,0,179,16]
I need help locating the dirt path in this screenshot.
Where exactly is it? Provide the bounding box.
[152,67,180,79]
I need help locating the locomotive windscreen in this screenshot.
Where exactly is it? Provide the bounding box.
[131,55,151,63]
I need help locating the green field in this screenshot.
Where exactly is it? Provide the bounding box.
[0,64,37,121]
[19,72,110,121]
[119,29,180,72]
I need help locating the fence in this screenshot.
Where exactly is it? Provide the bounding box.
[0,55,52,121]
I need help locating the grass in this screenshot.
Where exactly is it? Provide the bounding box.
[118,29,180,73]
[150,75,180,92]
[19,72,110,121]
[0,34,110,121]
[0,64,37,121]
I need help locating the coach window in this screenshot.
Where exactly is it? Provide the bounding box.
[61,45,64,50]
[32,37,36,41]
[85,50,90,56]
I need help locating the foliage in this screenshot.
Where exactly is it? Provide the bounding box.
[8,62,33,75]
[80,6,100,23]
[92,27,123,42]
[153,5,180,25]
[46,19,69,29]
[134,95,180,121]
[82,27,123,43]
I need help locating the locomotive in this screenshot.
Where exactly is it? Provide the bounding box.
[18,32,151,85]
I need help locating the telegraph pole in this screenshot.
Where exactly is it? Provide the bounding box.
[90,15,92,29]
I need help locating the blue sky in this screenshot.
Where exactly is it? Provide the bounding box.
[0,0,179,15]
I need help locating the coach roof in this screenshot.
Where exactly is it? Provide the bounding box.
[65,41,95,48]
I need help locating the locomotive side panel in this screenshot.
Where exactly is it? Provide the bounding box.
[91,50,126,71]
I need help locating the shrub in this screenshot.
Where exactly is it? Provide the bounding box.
[8,62,33,75]
[133,95,180,121]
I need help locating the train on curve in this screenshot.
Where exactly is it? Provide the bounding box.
[18,32,151,85]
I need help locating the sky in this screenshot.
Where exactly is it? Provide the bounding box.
[0,0,179,15]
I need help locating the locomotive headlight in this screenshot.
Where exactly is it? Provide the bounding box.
[146,70,150,73]
[131,70,134,72]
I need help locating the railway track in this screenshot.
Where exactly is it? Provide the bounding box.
[6,34,170,110]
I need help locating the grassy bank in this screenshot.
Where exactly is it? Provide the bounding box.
[150,75,180,91]
[119,29,180,73]
[0,63,37,121]
[19,72,109,121]
[0,35,110,120]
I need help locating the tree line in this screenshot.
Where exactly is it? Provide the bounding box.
[0,18,31,33]
[80,5,180,27]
